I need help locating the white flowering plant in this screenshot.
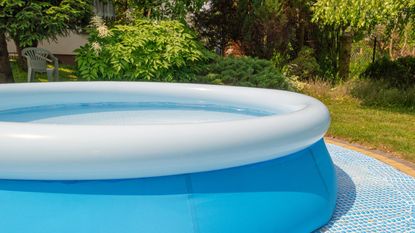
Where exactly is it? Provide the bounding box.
[76,17,211,81]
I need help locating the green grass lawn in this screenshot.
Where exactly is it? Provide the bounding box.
[303,82,415,163]
[11,60,82,83]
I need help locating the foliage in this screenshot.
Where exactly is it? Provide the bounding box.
[282,46,321,81]
[191,1,239,54]
[349,40,373,78]
[360,56,415,89]
[312,0,415,80]
[192,0,313,59]
[76,18,210,81]
[246,0,309,59]
[193,56,292,90]
[0,0,93,75]
[312,0,414,33]
[110,0,205,22]
[0,0,93,47]
[371,22,415,60]
[189,0,414,81]
[351,80,415,109]
[271,51,290,69]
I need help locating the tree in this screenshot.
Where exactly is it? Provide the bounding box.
[0,33,13,83]
[192,1,240,55]
[0,0,21,82]
[312,0,415,80]
[111,0,205,23]
[237,0,293,59]
[192,0,304,59]
[0,0,93,79]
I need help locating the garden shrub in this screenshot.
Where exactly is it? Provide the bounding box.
[349,40,373,79]
[193,56,292,90]
[76,18,210,81]
[351,80,415,110]
[360,56,415,89]
[271,51,289,69]
[282,47,321,81]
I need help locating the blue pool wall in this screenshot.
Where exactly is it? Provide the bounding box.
[0,139,336,233]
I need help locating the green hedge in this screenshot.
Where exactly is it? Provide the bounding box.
[283,47,321,81]
[360,56,415,89]
[351,80,415,109]
[192,56,292,90]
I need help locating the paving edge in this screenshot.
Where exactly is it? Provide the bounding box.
[324,137,415,178]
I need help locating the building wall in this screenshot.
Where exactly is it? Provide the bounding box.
[7,32,88,65]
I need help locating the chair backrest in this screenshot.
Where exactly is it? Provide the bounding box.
[22,47,52,71]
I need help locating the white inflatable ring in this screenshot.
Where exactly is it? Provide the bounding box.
[0,82,330,180]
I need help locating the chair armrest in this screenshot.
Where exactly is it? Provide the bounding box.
[50,55,59,68]
[35,54,52,62]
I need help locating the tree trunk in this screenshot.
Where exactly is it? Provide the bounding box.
[14,38,38,71]
[297,9,305,49]
[0,32,14,83]
[372,36,377,63]
[389,35,394,60]
[388,18,398,60]
[338,31,353,81]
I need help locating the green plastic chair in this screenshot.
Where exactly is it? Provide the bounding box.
[22,47,59,82]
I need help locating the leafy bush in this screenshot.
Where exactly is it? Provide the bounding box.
[192,56,292,90]
[360,56,415,89]
[76,18,210,81]
[283,47,321,81]
[351,80,415,110]
[271,51,290,69]
[349,40,373,78]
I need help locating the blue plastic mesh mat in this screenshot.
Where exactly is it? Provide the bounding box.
[318,144,415,232]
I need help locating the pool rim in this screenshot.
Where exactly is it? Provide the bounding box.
[0,82,331,180]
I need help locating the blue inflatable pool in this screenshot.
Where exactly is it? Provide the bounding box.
[0,82,336,232]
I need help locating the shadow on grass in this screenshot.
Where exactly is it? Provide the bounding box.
[10,59,82,83]
[358,103,415,115]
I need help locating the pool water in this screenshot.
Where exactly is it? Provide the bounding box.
[0,102,273,125]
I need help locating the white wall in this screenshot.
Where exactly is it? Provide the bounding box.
[7,31,88,55]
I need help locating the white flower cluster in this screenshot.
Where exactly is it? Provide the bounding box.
[89,15,113,55]
[90,15,112,38]
[91,41,102,55]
